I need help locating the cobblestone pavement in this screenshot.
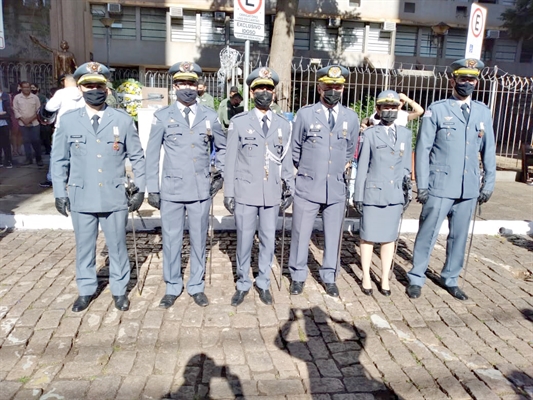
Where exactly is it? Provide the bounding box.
[0,229,532,400]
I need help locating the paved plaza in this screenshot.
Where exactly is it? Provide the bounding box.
[0,227,532,399]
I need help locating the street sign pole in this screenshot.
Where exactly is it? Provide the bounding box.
[243,40,250,111]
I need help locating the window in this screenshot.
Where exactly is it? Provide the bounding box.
[91,5,106,39]
[201,12,226,45]
[456,6,468,18]
[367,23,391,54]
[520,40,533,63]
[395,25,417,56]
[494,39,517,62]
[110,6,137,40]
[419,27,437,58]
[141,7,166,41]
[341,21,364,53]
[171,10,196,42]
[478,0,497,3]
[404,2,415,13]
[294,18,311,50]
[312,20,338,52]
[445,28,467,59]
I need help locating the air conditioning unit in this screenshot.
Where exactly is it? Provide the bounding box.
[382,21,396,32]
[486,30,500,39]
[328,18,341,28]
[107,3,121,14]
[214,12,226,22]
[170,7,184,18]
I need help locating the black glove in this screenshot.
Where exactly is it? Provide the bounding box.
[403,176,412,211]
[128,192,144,212]
[280,194,293,211]
[148,192,161,210]
[55,197,70,217]
[478,190,492,205]
[224,197,235,214]
[354,201,363,216]
[210,170,224,198]
[417,189,429,205]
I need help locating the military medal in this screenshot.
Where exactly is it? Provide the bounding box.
[342,121,348,138]
[113,127,120,151]
[400,142,405,157]
[478,122,485,138]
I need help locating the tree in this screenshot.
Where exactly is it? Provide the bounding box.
[268,0,299,112]
[501,0,533,41]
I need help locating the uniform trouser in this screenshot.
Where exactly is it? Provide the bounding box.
[288,194,344,284]
[20,125,42,162]
[408,195,477,287]
[161,198,210,296]
[234,202,279,291]
[0,125,12,164]
[71,210,130,296]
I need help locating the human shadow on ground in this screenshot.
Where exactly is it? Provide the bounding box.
[500,233,533,253]
[521,308,533,323]
[277,306,397,399]
[162,353,244,399]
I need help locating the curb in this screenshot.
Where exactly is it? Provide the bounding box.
[1,214,531,236]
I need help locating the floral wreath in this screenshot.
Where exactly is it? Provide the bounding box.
[115,79,143,121]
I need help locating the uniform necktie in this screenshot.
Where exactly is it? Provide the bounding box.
[91,115,99,132]
[388,126,396,144]
[184,107,191,126]
[328,108,335,131]
[461,103,469,122]
[262,115,269,135]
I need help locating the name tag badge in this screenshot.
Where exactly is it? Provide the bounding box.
[377,145,387,149]
[168,124,179,128]
[70,135,82,138]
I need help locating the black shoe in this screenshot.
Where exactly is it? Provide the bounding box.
[37,160,44,167]
[379,288,391,297]
[361,286,373,296]
[72,295,94,312]
[231,290,249,306]
[407,285,422,299]
[159,294,178,309]
[289,281,305,295]
[5,163,13,169]
[323,282,339,297]
[445,286,468,301]
[191,292,209,307]
[39,180,53,188]
[112,295,130,311]
[254,285,273,305]
[22,159,33,166]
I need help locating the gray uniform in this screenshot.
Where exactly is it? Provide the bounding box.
[146,102,225,296]
[224,109,293,291]
[354,124,412,242]
[289,102,359,283]
[51,106,146,296]
[408,98,496,287]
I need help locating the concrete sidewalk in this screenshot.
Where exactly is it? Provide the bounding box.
[0,154,532,234]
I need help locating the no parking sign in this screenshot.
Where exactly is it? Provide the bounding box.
[465,4,487,59]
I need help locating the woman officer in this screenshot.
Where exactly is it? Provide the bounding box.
[353,90,412,296]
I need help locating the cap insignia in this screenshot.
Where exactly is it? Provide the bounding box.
[328,66,342,78]
[466,59,477,69]
[180,62,193,72]
[87,62,101,73]
[259,68,272,79]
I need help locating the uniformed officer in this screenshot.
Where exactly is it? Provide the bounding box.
[223,67,294,306]
[353,90,412,297]
[51,62,146,312]
[197,79,215,109]
[145,61,226,309]
[289,65,359,297]
[407,58,496,300]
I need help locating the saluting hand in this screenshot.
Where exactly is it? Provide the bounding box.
[55,197,70,217]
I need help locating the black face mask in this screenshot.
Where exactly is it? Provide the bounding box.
[176,88,197,105]
[322,89,342,106]
[83,89,107,107]
[197,90,205,96]
[31,89,38,94]
[380,110,398,125]
[254,91,273,110]
[455,82,475,97]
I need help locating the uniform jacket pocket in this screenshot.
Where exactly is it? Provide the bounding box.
[68,134,87,156]
[429,164,450,190]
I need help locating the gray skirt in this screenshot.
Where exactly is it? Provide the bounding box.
[360,204,403,243]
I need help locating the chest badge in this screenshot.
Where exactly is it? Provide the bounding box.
[113,127,120,151]
[444,116,453,121]
[478,122,485,138]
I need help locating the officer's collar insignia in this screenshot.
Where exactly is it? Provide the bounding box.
[466,59,477,69]
[259,68,271,79]
[247,129,254,134]
[180,62,192,72]
[87,62,101,73]
[328,66,342,78]
[444,116,453,121]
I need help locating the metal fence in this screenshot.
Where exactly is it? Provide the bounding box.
[2,59,531,160]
